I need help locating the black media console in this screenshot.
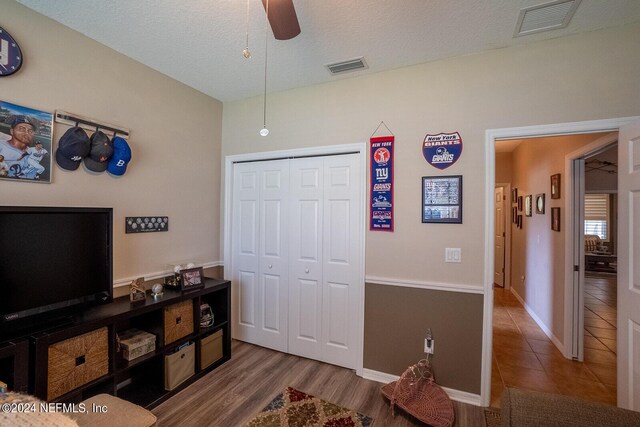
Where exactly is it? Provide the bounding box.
[0,278,230,408]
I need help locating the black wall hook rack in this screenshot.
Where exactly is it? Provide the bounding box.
[55,110,130,138]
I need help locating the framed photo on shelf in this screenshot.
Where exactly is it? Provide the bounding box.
[551,207,561,231]
[550,174,561,199]
[422,175,462,224]
[535,193,545,214]
[180,266,204,291]
[525,195,532,217]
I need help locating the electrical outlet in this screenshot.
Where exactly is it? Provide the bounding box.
[424,328,434,354]
[424,338,434,354]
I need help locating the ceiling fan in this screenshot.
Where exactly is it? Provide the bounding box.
[261,0,301,40]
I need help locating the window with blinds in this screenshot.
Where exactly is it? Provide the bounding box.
[584,193,609,241]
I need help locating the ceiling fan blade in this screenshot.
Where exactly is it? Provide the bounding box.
[262,0,301,40]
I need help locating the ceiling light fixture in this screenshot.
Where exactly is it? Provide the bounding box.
[260,0,270,137]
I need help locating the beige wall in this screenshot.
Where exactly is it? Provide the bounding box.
[222,23,640,384]
[223,23,640,287]
[2,0,223,288]
[509,134,607,342]
[496,152,513,184]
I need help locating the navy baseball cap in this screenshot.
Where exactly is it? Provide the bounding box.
[107,136,131,176]
[11,115,37,131]
[55,127,90,171]
[84,131,114,172]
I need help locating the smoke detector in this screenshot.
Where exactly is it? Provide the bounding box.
[326,57,368,75]
[514,0,581,37]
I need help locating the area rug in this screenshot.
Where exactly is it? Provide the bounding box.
[484,408,501,427]
[244,386,373,427]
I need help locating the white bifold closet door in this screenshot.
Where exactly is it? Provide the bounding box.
[231,153,361,369]
[233,159,289,352]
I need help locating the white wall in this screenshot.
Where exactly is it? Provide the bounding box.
[2,0,223,288]
[223,23,640,288]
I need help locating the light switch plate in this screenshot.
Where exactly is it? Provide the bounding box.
[445,247,461,263]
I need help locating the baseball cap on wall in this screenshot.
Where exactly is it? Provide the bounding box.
[55,126,91,170]
[107,136,132,176]
[84,131,114,172]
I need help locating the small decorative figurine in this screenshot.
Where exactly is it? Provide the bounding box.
[151,283,164,298]
[130,277,146,303]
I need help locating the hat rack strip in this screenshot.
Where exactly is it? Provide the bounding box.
[55,110,129,139]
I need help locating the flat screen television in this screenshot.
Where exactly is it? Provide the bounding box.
[0,206,113,326]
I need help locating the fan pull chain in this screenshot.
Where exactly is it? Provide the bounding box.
[243,0,251,58]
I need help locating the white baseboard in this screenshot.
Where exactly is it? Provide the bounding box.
[361,368,482,406]
[510,288,565,353]
[362,368,398,384]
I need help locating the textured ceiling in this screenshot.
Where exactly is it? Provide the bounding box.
[16,0,640,102]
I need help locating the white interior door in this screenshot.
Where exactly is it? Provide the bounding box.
[232,160,289,352]
[570,158,586,360]
[289,157,324,360]
[493,187,505,287]
[617,118,640,410]
[321,154,361,368]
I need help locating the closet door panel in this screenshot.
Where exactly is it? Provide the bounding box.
[289,158,324,360]
[322,154,362,368]
[258,160,289,351]
[297,278,320,340]
[238,271,256,326]
[326,281,349,347]
[232,165,261,343]
[232,160,289,352]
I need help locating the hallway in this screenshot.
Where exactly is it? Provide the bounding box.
[491,272,617,408]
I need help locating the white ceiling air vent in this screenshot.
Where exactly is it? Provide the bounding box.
[325,57,368,75]
[514,0,581,37]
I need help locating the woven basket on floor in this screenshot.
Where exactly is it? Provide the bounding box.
[381,360,454,427]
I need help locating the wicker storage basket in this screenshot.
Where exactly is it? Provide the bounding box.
[47,327,109,400]
[164,300,194,345]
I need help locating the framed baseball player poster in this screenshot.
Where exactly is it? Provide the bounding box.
[0,100,53,183]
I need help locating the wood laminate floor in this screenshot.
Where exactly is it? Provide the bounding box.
[153,340,486,426]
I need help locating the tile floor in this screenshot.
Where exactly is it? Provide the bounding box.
[491,272,617,408]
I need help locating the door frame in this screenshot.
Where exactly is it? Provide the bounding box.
[495,183,512,289]
[482,117,639,407]
[223,142,367,376]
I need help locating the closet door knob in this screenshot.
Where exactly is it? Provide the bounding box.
[268,264,272,269]
[305,268,309,273]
